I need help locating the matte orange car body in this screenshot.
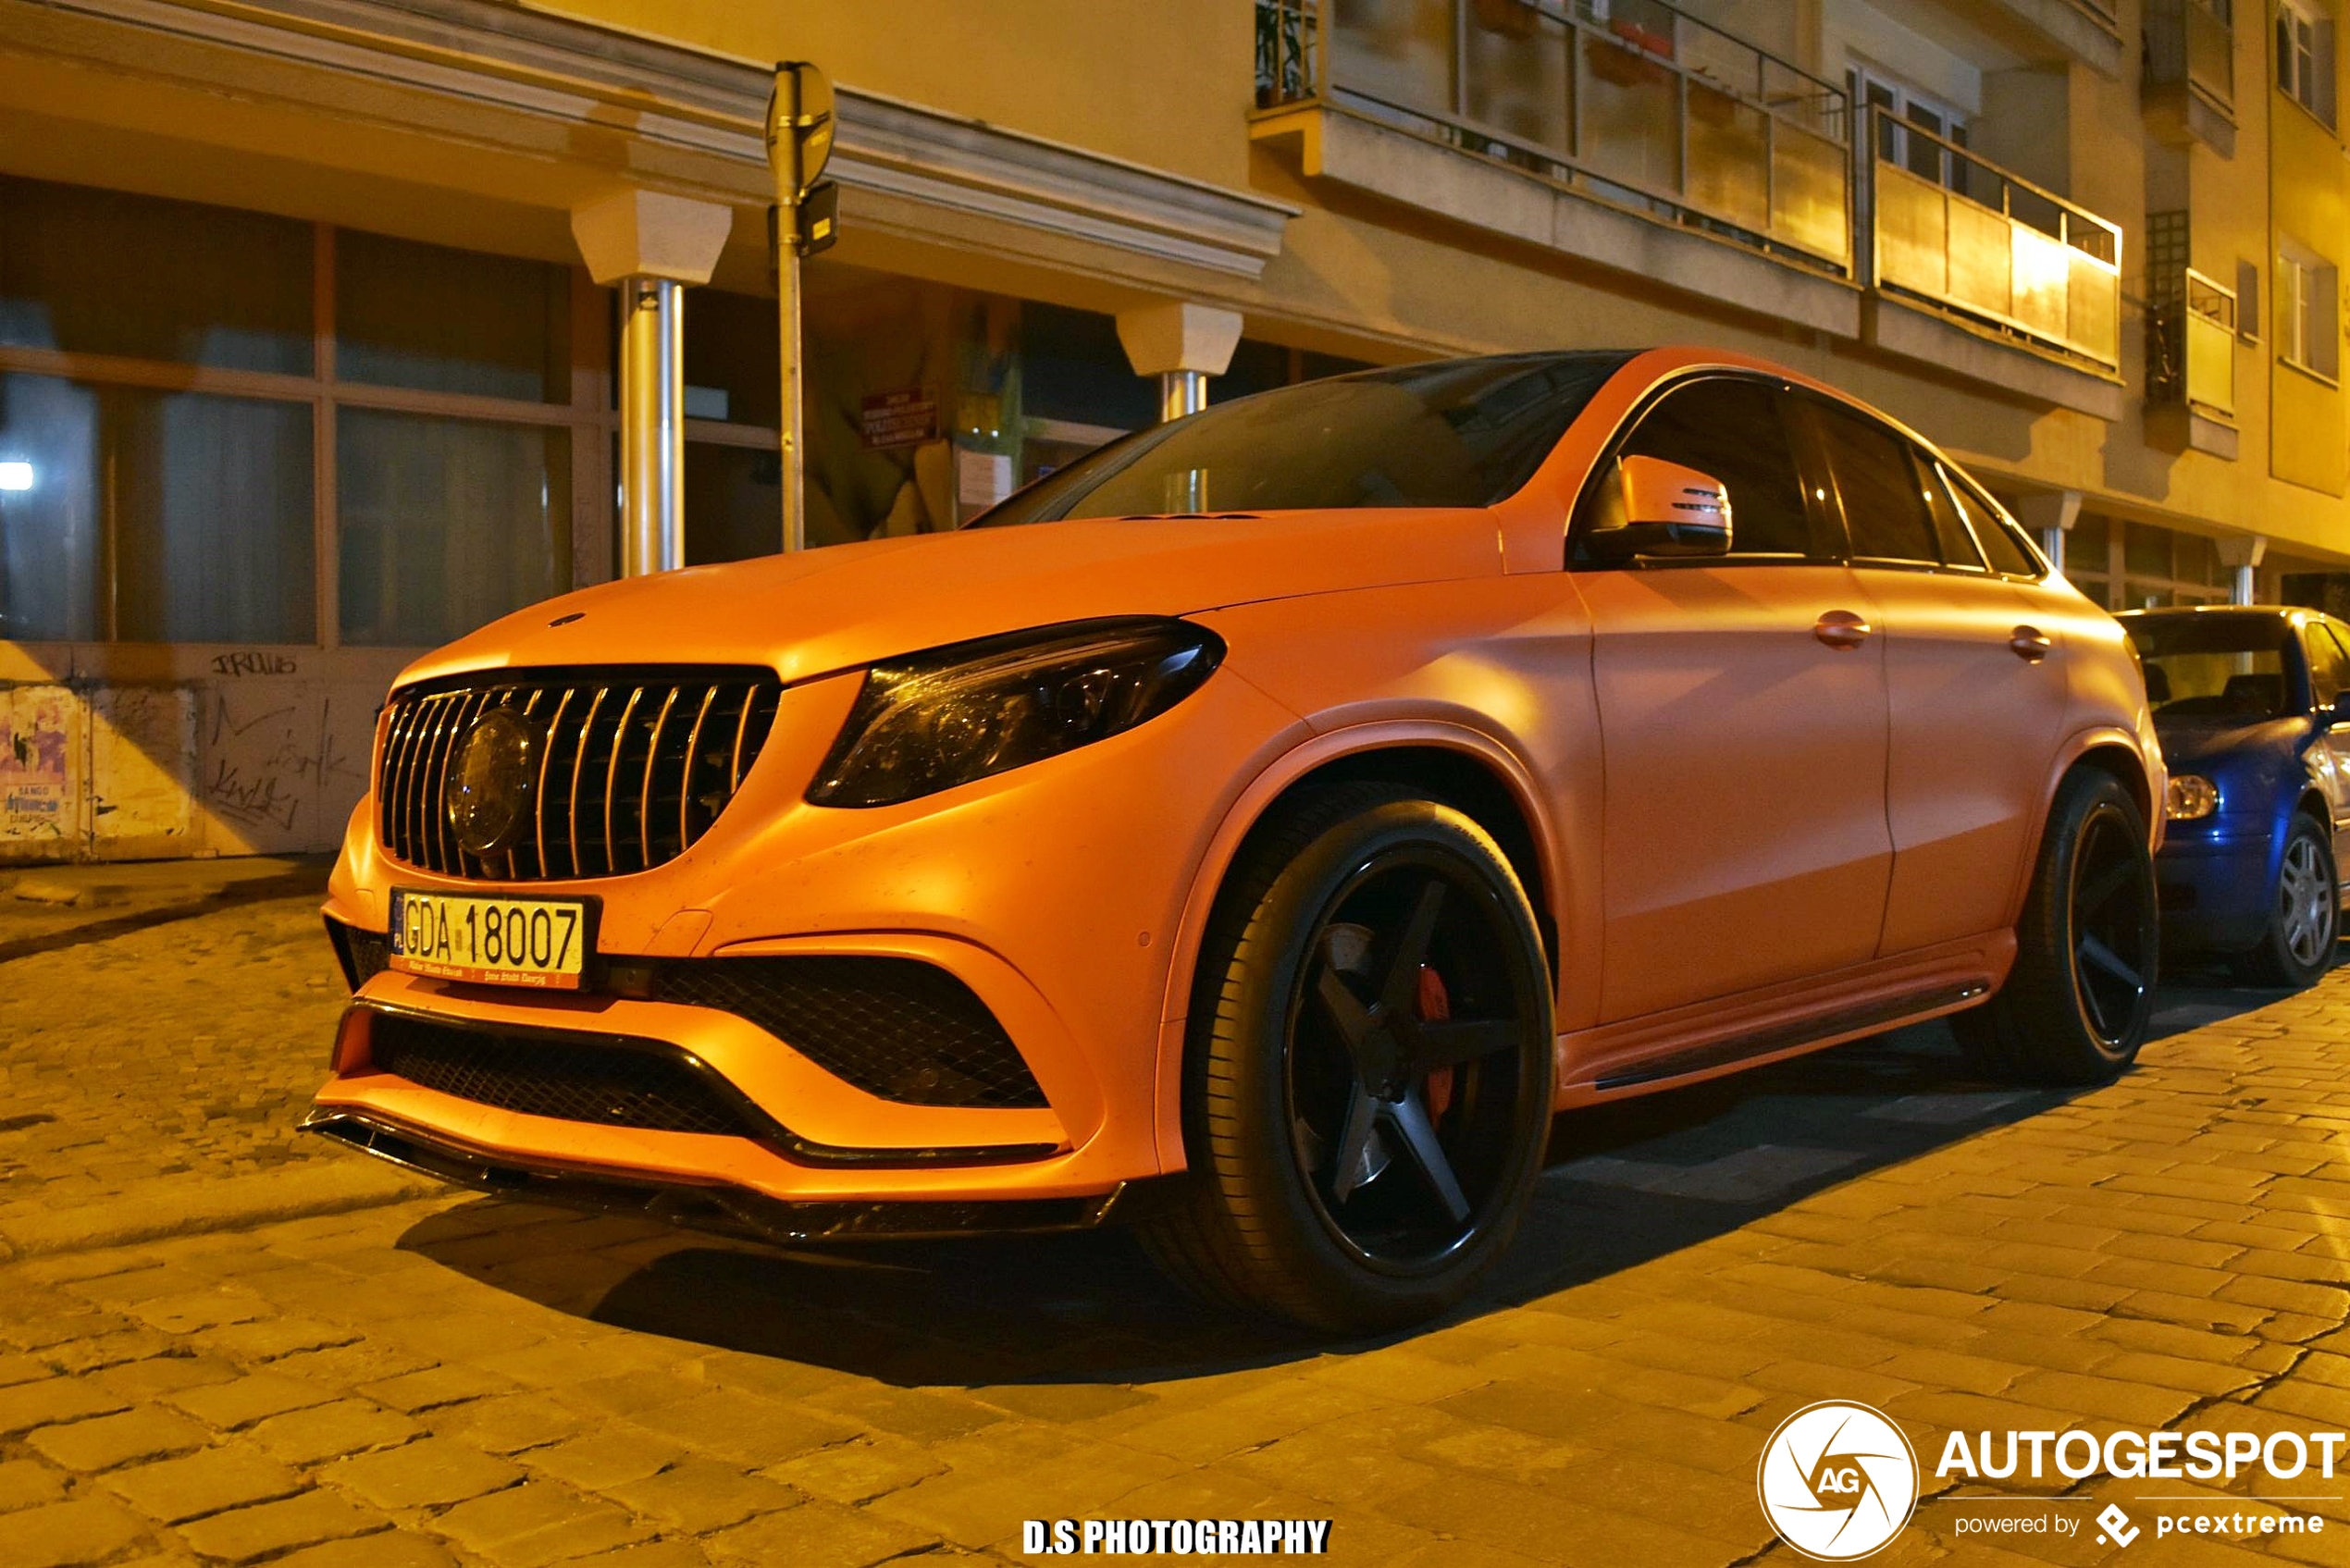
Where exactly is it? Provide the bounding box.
[310,346,2160,1237]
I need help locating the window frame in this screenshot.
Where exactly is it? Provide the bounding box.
[1565,371,1842,571]
[2277,237,2341,382]
[2278,0,2337,125]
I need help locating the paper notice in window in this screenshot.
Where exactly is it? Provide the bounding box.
[957,449,1013,508]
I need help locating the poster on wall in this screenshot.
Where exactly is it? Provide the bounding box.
[0,685,73,844]
[860,388,939,449]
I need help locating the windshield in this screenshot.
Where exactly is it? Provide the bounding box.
[969,351,1633,527]
[2123,614,2295,722]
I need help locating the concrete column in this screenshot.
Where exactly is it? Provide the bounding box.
[571,191,734,576]
[2216,534,2267,606]
[2008,489,2083,574]
[1117,302,1243,424]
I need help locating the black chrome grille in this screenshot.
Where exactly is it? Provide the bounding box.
[652,957,1048,1109]
[377,668,783,881]
[369,1013,765,1139]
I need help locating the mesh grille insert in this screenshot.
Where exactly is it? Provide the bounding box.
[653,956,1047,1109]
[369,1012,766,1139]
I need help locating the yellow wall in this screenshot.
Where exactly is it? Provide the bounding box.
[2270,22,2348,499]
[522,0,1256,188]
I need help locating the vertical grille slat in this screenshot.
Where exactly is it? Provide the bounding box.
[376,667,779,883]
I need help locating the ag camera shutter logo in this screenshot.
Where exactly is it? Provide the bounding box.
[1757,1401,1920,1560]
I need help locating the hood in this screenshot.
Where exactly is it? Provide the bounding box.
[2152,712,2307,772]
[395,508,1502,690]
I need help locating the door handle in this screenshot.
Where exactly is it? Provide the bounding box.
[1813,610,1873,650]
[2010,626,2053,663]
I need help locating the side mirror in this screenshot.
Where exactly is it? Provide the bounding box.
[1586,455,1733,562]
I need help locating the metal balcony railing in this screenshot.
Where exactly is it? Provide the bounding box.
[2150,266,2238,418]
[1254,0,1850,273]
[1865,105,2121,371]
[2146,0,2233,115]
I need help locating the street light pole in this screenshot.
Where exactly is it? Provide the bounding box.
[766,62,836,555]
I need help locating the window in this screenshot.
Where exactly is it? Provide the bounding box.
[336,409,569,648]
[0,373,313,642]
[2125,613,2294,719]
[1941,467,2043,577]
[976,352,1631,525]
[1810,403,1939,564]
[0,176,313,374]
[2239,257,2264,343]
[0,176,603,650]
[2279,0,2337,123]
[2306,620,2350,705]
[2278,240,2339,378]
[1850,67,1972,192]
[1920,462,1988,571]
[1604,377,1814,558]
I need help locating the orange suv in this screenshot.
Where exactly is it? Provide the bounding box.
[309,347,2161,1331]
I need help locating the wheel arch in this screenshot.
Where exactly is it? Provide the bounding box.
[1151,723,1569,1170]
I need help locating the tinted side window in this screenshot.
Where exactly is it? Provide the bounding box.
[1812,403,1938,564]
[1920,458,1987,570]
[2305,623,2350,706]
[1941,468,2041,575]
[1614,379,1813,557]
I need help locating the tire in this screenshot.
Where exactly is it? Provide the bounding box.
[1136,783,1556,1333]
[2232,814,2339,990]
[1954,768,2158,1086]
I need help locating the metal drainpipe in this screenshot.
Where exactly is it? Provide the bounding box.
[620,276,685,575]
[2234,564,2257,606]
[2040,528,2066,575]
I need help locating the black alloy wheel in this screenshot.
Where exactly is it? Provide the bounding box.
[1955,768,2158,1085]
[1139,784,1555,1332]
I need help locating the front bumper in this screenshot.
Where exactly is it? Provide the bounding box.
[2155,824,2275,955]
[310,657,1311,1216]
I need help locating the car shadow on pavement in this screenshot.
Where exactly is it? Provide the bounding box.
[395,973,2306,1387]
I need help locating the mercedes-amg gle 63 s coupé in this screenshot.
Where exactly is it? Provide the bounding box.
[309,347,2161,1331]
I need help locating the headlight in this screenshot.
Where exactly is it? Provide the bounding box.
[809,618,1225,808]
[2165,773,2219,821]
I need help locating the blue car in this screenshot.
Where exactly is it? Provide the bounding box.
[2120,606,2350,988]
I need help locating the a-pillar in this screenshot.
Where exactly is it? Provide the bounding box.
[2008,489,2083,575]
[1116,302,1243,424]
[2215,534,2267,606]
[571,191,734,576]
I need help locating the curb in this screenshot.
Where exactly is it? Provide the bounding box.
[0,1158,450,1263]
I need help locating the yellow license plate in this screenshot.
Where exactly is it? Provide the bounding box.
[389,889,589,990]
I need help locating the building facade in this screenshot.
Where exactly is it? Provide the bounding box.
[0,0,2337,860]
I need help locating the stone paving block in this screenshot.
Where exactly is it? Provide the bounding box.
[163,1372,335,1429]
[426,1478,652,1568]
[606,1457,803,1532]
[272,1532,456,1568]
[324,1436,525,1509]
[173,1491,388,1563]
[0,1375,130,1436]
[625,1389,864,1467]
[102,1442,304,1524]
[248,1399,423,1465]
[520,1429,689,1491]
[357,1364,513,1414]
[760,1434,947,1507]
[0,1456,70,1512]
[194,1317,361,1363]
[24,1405,211,1472]
[423,1392,588,1455]
[94,1355,242,1402]
[5,1496,152,1568]
[706,1495,936,1567]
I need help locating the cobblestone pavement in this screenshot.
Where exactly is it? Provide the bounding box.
[6,894,2350,1565]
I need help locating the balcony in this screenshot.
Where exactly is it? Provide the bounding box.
[1251,0,1855,327]
[1864,105,2121,377]
[2145,0,2235,155]
[2146,266,2240,457]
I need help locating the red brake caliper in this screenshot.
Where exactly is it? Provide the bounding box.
[1416,965,1454,1121]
